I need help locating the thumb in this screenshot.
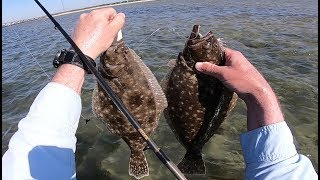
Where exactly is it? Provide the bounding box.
[195,62,224,79]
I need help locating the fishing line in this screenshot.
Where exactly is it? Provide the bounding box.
[135,27,162,48]
[10,28,50,79]
[134,26,188,49]
[133,26,188,77]
[33,1,187,179]
[5,27,91,123]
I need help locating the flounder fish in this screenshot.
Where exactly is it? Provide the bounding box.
[161,25,237,174]
[92,39,167,179]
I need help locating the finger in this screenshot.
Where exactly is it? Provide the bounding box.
[195,62,224,79]
[224,47,233,55]
[224,47,235,61]
[91,7,117,20]
[106,13,125,36]
[79,13,89,20]
[224,47,241,65]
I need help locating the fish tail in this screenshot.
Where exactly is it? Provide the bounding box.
[129,151,149,179]
[178,151,205,175]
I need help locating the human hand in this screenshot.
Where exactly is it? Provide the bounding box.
[195,48,272,103]
[195,48,284,130]
[71,8,125,60]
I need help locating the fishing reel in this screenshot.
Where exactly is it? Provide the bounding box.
[53,49,96,74]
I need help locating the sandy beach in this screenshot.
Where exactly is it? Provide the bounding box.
[52,0,155,17]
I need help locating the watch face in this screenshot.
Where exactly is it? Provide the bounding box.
[54,49,68,61]
[53,49,67,68]
[53,51,61,68]
[54,50,62,61]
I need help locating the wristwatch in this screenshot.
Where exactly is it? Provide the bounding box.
[53,49,96,74]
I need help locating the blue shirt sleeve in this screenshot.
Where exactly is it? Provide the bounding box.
[240,121,318,180]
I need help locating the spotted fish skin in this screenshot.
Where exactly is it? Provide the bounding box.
[92,40,167,179]
[161,25,237,174]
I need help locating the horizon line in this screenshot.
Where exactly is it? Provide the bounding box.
[3,0,154,26]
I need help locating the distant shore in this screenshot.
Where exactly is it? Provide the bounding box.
[2,0,154,27]
[52,0,154,17]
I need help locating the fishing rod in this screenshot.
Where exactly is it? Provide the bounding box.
[33,1,187,179]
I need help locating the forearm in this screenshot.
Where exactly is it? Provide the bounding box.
[51,64,86,95]
[244,83,284,131]
[2,82,81,180]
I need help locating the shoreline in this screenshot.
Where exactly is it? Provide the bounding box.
[2,0,154,27]
[52,0,154,17]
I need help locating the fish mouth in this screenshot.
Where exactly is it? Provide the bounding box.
[182,25,224,68]
[186,25,218,54]
[189,25,202,39]
[188,25,214,42]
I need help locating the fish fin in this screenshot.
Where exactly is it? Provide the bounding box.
[161,58,181,94]
[167,59,177,67]
[129,151,149,179]
[129,49,168,113]
[227,93,238,113]
[162,108,186,148]
[178,151,206,175]
[160,59,176,95]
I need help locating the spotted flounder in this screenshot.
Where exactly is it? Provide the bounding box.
[92,39,167,179]
[161,25,237,174]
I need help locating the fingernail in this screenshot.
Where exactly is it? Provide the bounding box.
[195,62,203,71]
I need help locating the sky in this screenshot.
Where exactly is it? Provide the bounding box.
[2,0,123,23]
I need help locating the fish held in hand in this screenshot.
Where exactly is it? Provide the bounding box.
[161,25,237,175]
[92,39,167,179]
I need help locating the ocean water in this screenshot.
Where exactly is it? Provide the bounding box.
[2,0,318,179]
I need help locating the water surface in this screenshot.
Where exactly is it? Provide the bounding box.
[2,0,318,179]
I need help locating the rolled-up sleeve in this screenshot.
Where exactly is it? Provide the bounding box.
[240,121,318,179]
[2,82,81,180]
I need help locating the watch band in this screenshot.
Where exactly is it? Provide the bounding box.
[53,49,96,74]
